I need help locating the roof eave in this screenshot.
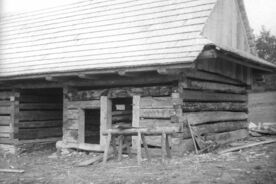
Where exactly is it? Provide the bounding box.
[199,45,276,73]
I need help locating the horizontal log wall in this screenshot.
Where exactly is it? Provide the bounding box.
[177,70,249,151]
[63,86,101,143]
[63,83,177,146]
[17,89,63,140]
[196,58,253,85]
[139,95,182,147]
[0,90,17,145]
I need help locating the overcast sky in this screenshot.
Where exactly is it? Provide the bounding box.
[1,0,276,35]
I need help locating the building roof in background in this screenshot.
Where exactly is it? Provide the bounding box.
[0,0,275,79]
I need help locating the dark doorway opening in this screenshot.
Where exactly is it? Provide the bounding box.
[84,109,100,144]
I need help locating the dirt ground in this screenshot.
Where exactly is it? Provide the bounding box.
[0,137,276,184]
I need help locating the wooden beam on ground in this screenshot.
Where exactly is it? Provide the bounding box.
[77,155,104,167]
[0,169,24,173]
[206,129,249,145]
[219,139,276,154]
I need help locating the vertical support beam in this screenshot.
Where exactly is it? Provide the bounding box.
[100,96,112,148]
[78,109,85,143]
[10,90,20,142]
[161,131,166,162]
[132,95,140,149]
[62,86,73,142]
[137,130,142,165]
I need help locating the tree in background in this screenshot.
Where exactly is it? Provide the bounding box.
[255,26,276,64]
[253,26,276,91]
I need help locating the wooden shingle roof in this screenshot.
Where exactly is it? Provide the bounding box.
[0,0,275,78]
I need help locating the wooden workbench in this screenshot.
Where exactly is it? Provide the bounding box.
[102,128,175,165]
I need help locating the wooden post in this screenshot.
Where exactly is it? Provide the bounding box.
[103,132,112,164]
[132,95,140,149]
[141,134,151,161]
[165,134,171,158]
[125,136,131,157]
[161,131,166,162]
[137,130,142,165]
[100,96,112,148]
[78,109,85,143]
[10,90,20,141]
[118,135,124,161]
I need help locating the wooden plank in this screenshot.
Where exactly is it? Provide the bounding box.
[19,111,62,121]
[139,119,181,132]
[17,137,61,144]
[137,130,142,165]
[103,132,111,164]
[18,120,62,128]
[0,116,10,125]
[132,96,140,149]
[161,132,166,162]
[112,115,132,122]
[18,127,62,140]
[66,100,100,109]
[0,137,16,144]
[185,111,248,125]
[0,132,10,138]
[0,169,24,173]
[77,154,105,167]
[0,101,12,106]
[112,110,132,116]
[78,109,85,144]
[181,80,247,94]
[109,86,173,98]
[140,97,175,109]
[69,86,173,101]
[19,95,61,103]
[19,103,62,110]
[0,91,14,99]
[140,109,175,119]
[184,70,243,85]
[10,92,20,140]
[0,106,11,114]
[182,102,248,112]
[141,134,151,161]
[0,126,10,133]
[165,134,171,158]
[194,121,248,135]
[206,129,249,144]
[100,96,112,147]
[219,139,276,154]
[182,90,248,102]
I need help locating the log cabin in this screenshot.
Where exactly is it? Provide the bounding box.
[0,0,276,154]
